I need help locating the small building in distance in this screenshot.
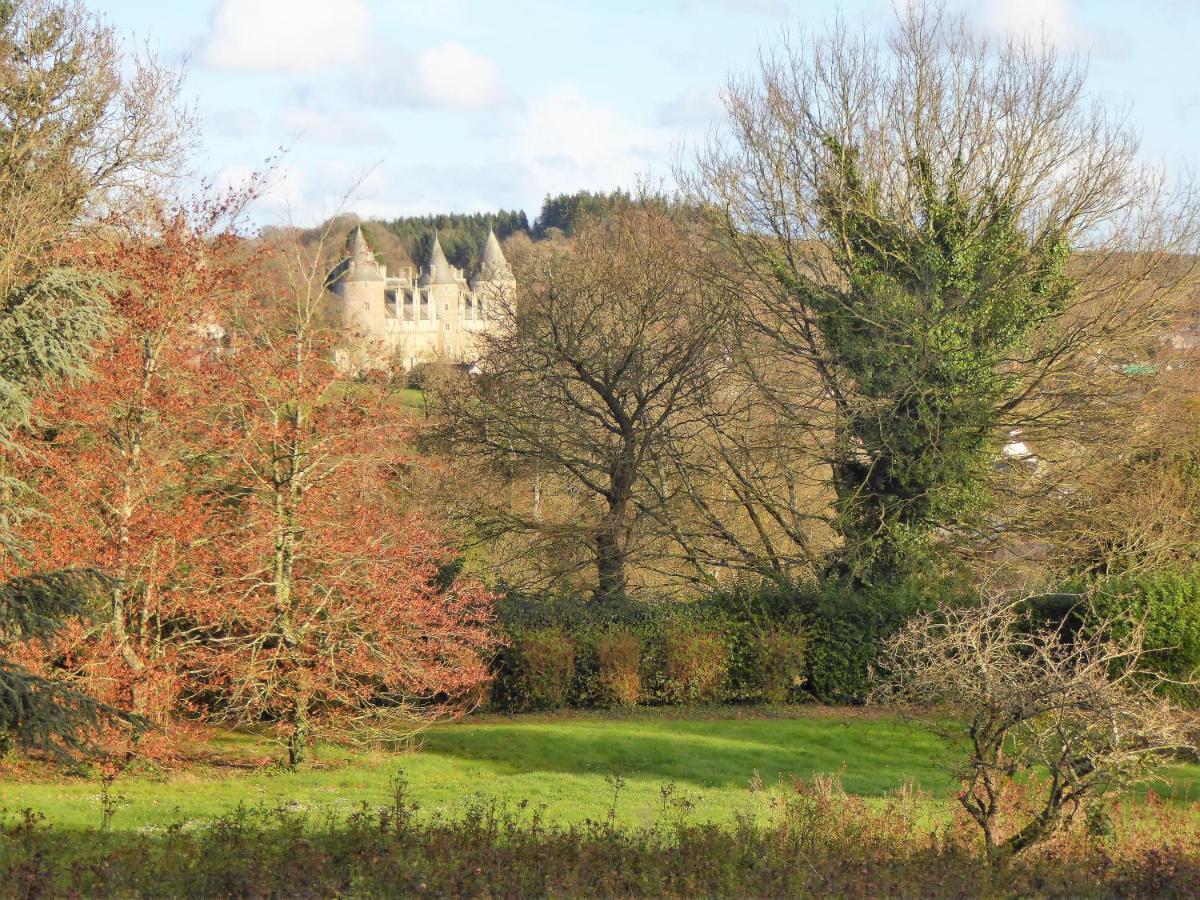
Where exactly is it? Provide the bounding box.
[330,225,514,371]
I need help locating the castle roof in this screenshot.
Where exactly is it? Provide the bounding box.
[420,233,458,286]
[329,225,384,285]
[472,227,514,286]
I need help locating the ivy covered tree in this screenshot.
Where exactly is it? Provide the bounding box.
[805,147,1074,579]
[689,4,1200,585]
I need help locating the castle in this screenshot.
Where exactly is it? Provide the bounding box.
[331,226,514,370]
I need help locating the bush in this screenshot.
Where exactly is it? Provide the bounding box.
[1032,570,1200,703]
[743,628,808,704]
[793,573,971,704]
[661,625,728,704]
[596,630,642,706]
[504,628,576,711]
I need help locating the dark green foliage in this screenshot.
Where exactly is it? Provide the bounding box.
[381,210,528,271]
[0,268,113,436]
[0,571,140,760]
[0,570,107,642]
[1030,571,1200,703]
[736,573,973,705]
[793,145,1073,582]
[532,190,634,237]
[530,190,693,238]
[743,629,809,704]
[798,581,930,705]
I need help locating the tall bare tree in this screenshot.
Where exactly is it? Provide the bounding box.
[430,206,731,602]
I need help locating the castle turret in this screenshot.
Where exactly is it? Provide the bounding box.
[332,225,389,364]
[471,227,514,287]
[346,225,384,282]
[419,233,458,286]
[470,228,515,331]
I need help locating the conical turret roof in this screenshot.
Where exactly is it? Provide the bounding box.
[473,227,514,285]
[333,224,383,284]
[420,233,458,285]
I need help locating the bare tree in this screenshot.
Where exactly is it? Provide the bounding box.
[430,205,731,601]
[873,594,1197,865]
[683,2,1200,582]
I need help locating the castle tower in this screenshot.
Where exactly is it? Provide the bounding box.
[420,233,467,356]
[332,225,389,362]
[470,227,516,320]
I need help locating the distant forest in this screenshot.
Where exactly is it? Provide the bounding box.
[377,191,646,271]
[381,210,528,274]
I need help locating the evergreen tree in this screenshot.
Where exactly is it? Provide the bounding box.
[382,210,529,271]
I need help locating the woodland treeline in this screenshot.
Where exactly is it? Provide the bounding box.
[3,0,1200,773]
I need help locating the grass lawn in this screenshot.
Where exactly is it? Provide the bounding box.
[2,707,1197,833]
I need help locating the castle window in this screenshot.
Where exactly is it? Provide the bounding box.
[419,294,430,321]
[465,296,475,321]
[402,293,415,322]
[384,290,398,319]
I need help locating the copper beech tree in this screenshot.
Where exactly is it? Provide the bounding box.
[0,0,194,755]
[196,225,496,767]
[14,193,256,724]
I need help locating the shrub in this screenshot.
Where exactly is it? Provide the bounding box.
[798,574,969,704]
[875,594,1197,865]
[5,778,1200,896]
[743,628,808,704]
[511,629,576,711]
[1032,570,1200,704]
[596,630,642,706]
[661,625,728,704]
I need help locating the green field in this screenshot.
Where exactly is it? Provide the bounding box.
[2,708,1197,833]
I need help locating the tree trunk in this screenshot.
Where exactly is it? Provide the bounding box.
[596,447,636,603]
[287,692,309,768]
[595,527,627,603]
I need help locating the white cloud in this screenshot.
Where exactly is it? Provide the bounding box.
[360,41,503,110]
[977,0,1128,56]
[508,86,674,199]
[274,105,393,146]
[658,86,724,128]
[202,0,371,74]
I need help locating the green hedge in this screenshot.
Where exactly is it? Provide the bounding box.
[1029,570,1200,703]
[488,573,970,711]
[489,589,809,711]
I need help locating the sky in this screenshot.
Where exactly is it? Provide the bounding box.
[96,0,1200,227]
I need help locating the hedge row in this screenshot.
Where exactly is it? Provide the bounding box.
[488,593,808,711]
[488,567,1200,711]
